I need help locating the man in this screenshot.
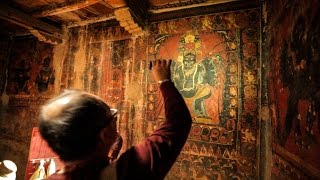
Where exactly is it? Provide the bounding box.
[39,59,192,179]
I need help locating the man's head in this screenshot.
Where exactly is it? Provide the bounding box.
[39,90,118,162]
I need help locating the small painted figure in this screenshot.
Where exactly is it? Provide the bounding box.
[173,51,217,118]
[13,59,31,94]
[36,57,55,92]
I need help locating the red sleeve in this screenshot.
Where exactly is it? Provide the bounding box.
[130,81,192,179]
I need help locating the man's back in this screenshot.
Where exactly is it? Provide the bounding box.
[43,59,192,180]
[47,81,192,180]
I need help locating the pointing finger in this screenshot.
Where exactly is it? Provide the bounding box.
[168,59,172,67]
[162,59,167,67]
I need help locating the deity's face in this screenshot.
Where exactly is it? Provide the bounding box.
[183,53,196,69]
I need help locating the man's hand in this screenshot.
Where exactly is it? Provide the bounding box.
[151,59,172,82]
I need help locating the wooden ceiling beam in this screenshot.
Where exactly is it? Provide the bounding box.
[0,3,63,43]
[103,0,127,8]
[105,0,147,35]
[99,1,114,9]
[33,0,102,17]
[149,0,260,22]
[65,14,116,28]
[149,0,240,14]
[124,0,149,28]
[0,3,62,37]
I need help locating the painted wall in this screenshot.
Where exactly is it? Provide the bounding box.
[267,0,320,178]
[147,9,261,179]
[58,8,262,179]
[0,38,56,179]
[0,7,262,179]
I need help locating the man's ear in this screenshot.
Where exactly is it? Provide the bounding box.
[99,127,109,144]
[99,126,114,147]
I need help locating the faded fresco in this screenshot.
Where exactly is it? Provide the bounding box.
[0,38,55,179]
[7,39,55,96]
[0,25,137,179]
[268,0,320,178]
[147,9,260,179]
[0,9,262,179]
[105,37,148,150]
[0,40,9,96]
[103,39,133,150]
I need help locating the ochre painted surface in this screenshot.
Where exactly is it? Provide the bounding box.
[6,39,55,96]
[147,9,261,179]
[268,0,320,178]
[0,38,56,179]
[0,8,262,180]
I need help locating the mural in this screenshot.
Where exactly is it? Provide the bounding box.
[147,9,260,179]
[0,9,262,179]
[0,38,55,179]
[268,0,320,178]
[36,57,55,92]
[7,39,55,95]
[11,57,31,94]
[0,41,10,95]
[151,32,226,125]
[84,44,101,94]
[102,38,146,150]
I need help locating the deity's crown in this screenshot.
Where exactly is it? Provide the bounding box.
[184,34,195,43]
[183,49,196,56]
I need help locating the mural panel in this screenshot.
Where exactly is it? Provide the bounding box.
[0,40,10,96]
[7,39,55,96]
[147,9,260,179]
[0,38,55,179]
[104,37,149,150]
[268,0,320,178]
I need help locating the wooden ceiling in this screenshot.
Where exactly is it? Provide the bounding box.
[0,0,259,43]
